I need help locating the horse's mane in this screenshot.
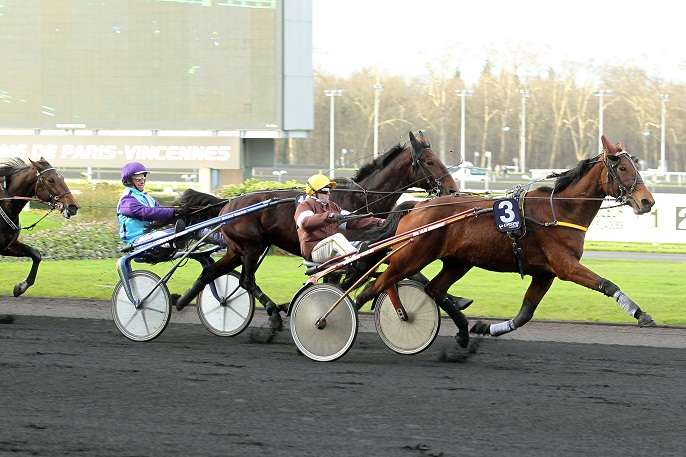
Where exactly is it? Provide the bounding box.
[171,188,229,224]
[537,158,595,193]
[174,188,226,208]
[347,143,406,184]
[0,157,28,177]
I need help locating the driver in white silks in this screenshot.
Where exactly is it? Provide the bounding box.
[295,174,384,263]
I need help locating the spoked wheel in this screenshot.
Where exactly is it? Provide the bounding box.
[197,271,255,337]
[112,270,171,342]
[290,284,358,362]
[373,280,440,355]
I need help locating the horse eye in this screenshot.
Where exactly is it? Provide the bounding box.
[426,160,435,166]
[619,166,627,172]
[48,178,55,184]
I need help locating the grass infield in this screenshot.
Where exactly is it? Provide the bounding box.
[0,254,683,326]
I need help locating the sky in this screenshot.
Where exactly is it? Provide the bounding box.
[312,0,686,84]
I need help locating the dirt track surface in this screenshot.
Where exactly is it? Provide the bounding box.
[1,295,685,456]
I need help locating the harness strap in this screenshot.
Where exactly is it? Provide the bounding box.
[0,205,18,231]
[554,221,588,232]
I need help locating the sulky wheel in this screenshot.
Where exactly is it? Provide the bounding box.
[373,280,440,355]
[197,271,255,337]
[290,283,358,362]
[112,270,172,342]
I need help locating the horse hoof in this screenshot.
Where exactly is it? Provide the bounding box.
[13,281,29,297]
[174,296,188,312]
[455,297,474,310]
[269,312,283,332]
[455,332,469,349]
[638,313,657,327]
[469,320,490,335]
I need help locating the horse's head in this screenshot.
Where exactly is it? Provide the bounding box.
[408,131,459,196]
[29,158,79,218]
[600,136,655,215]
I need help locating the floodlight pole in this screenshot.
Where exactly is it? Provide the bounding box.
[372,84,383,159]
[455,89,474,190]
[593,89,613,153]
[659,93,670,172]
[324,90,343,179]
[518,89,530,174]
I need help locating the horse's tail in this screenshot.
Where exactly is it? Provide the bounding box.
[173,189,228,225]
[341,200,418,291]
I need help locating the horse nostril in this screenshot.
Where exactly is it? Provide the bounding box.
[642,199,654,211]
[68,204,79,215]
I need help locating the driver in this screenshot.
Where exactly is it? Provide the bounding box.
[117,162,186,247]
[295,174,384,263]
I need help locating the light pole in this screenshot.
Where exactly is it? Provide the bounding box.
[484,151,492,191]
[455,89,474,190]
[324,89,343,178]
[659,93,669,172]
[593,89,613,153]
[518,89,530,174]
[372,84,383,159]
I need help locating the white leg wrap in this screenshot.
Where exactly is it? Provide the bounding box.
[613,290,639,317]
[490,319,516,336]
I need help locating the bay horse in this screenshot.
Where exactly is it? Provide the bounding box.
[0,157,79,296]
[172,131,462,329]
[352,136,657,348]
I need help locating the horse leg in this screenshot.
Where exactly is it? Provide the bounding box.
[470,274,555,337]
[3,242,41,297]
[175,253,239,311]
[237,248,284,331]
[421,260,473,348]
[408,271,474,310]
[552,257,656,327]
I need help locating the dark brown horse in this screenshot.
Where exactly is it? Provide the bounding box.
[352,136,656,348]
[172,131,461,329]
[0,157,79,296]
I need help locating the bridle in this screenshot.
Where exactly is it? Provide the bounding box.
[600,150,642,205]
[34,166,73,209]
[409,142,445,196]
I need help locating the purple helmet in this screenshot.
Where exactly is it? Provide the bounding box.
[121,162,148,184]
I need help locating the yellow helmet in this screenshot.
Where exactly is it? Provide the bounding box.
[306,174,337,196]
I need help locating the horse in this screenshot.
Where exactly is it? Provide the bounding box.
[351,135,657,349]
[0,157,80,296]
[171,131,463,329]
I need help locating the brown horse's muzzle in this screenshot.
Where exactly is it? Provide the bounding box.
[628,189,655,215]
[632,198,655,215]
[57,199,80,219]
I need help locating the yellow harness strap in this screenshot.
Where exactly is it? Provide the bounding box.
[555,221,588,232]
[520,189,588,232]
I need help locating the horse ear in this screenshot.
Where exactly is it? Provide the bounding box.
[417,131,425,139]
[601,135,615,155]
[619,140,625,152]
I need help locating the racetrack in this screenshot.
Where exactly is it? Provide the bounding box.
[1,296,685,456]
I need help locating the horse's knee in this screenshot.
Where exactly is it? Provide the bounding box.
[24,245,41,263]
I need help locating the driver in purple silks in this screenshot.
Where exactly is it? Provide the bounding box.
[116,162,185,247]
